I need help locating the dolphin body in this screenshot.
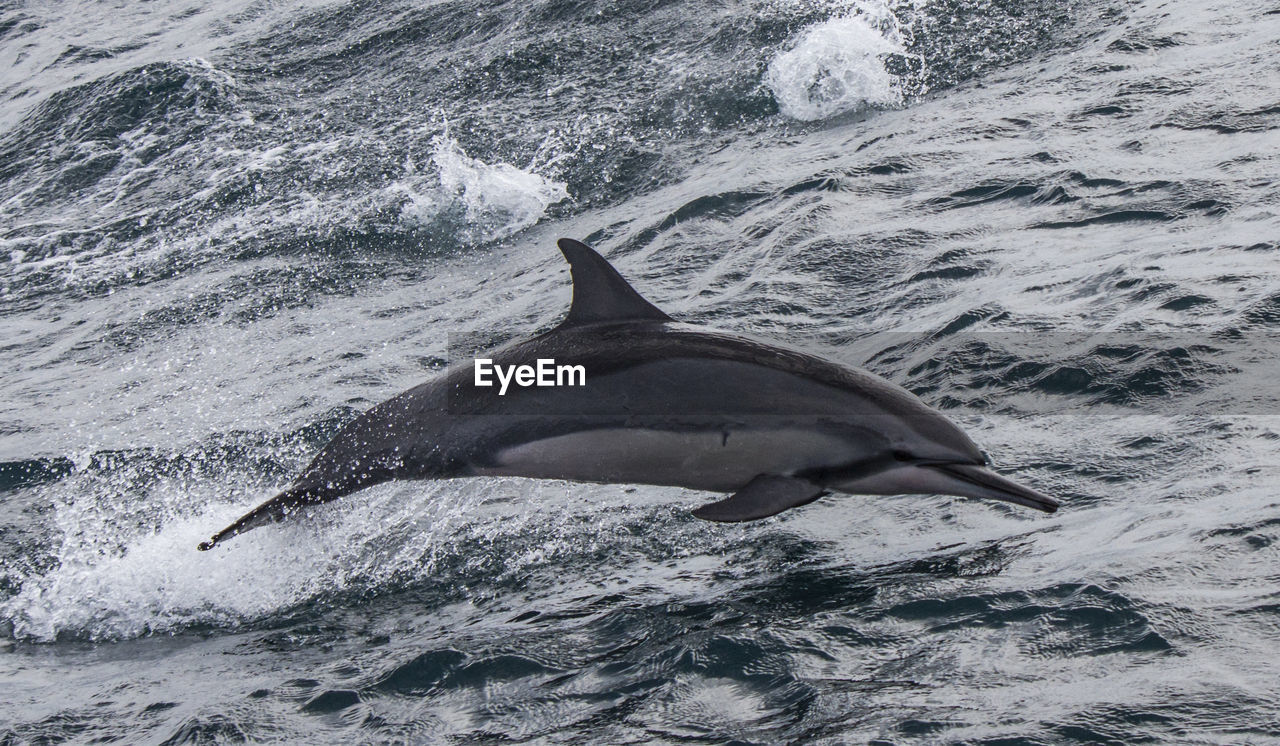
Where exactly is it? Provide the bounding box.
[198,238,1057,550]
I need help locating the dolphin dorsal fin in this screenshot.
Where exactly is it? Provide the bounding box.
[556,238,672,327]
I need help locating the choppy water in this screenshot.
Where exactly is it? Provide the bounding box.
[2,0,1279,742]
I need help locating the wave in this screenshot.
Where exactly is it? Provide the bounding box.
[0,0,1108,305]
[1,106,567,303]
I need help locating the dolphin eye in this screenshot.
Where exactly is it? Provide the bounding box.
[891,450,913,462]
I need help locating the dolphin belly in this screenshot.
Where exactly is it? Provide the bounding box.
[480,425,872,493]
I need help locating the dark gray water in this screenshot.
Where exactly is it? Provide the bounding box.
[2,0,1279,742]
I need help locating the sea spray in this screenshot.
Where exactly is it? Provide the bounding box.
[765,2,920,120]
[396,134,569,242]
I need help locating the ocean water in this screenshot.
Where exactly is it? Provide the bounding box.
[2,0,1279,741]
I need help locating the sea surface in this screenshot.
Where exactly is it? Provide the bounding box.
[2,0,1279,742]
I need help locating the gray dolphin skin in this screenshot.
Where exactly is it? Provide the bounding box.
[198,238,1057,550]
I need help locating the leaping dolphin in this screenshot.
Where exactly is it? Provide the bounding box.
[198,238,1057,550]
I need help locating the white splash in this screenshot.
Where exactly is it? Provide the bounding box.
[0,474,606,642]
[397,135,569,242]
[765,4,912,121]
[0,476,487,642]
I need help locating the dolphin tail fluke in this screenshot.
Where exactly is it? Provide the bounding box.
[197,485,323,550]
[926,463,1059,513]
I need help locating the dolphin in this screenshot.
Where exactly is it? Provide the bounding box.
[198,238,1057,550]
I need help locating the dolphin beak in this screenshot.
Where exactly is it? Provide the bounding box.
[924,463,1059,513]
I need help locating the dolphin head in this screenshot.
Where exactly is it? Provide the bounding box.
[830,450,1058,514]
[822,412,1058,513]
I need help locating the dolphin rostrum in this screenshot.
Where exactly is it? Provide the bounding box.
[198,238,1057,550]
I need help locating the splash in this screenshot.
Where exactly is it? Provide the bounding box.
[396,135,569,243]
[0,470,674,642]
[0,475,493,642]
[765,3,917,121]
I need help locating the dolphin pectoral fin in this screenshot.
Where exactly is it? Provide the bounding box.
[927,463,1059,514]
[691,474,828,522]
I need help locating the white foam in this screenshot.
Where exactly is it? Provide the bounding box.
[1,479,328,641]
[765,5,911,121]
[0,475,598,641]
[396,135,569,242]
